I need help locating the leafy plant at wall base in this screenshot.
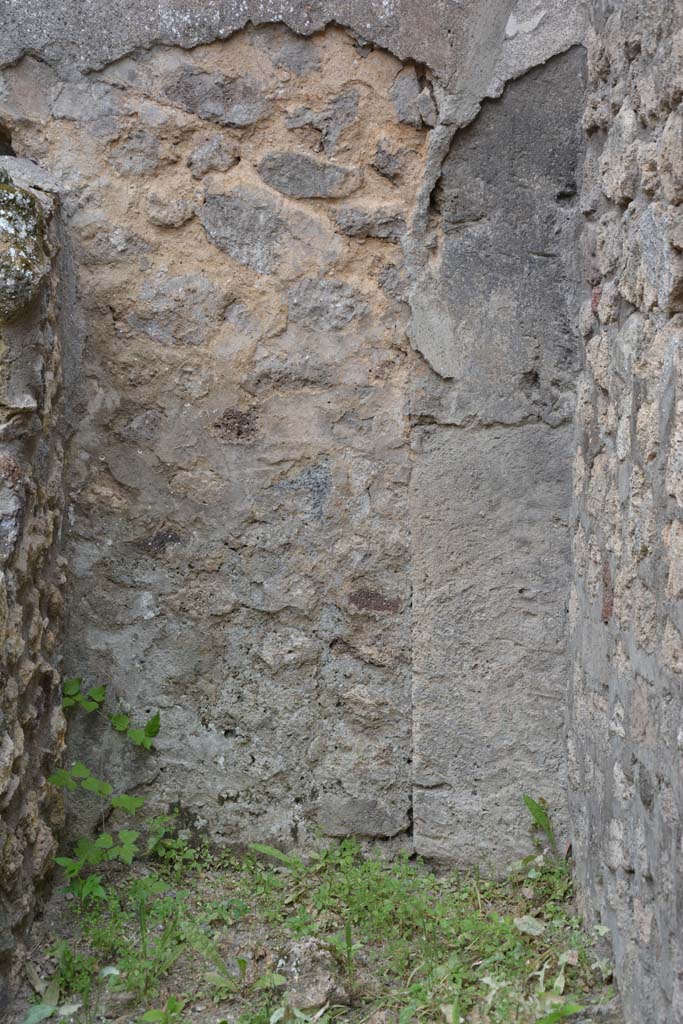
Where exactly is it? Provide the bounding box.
[138,995,187,1024]
[249,843,304,872]
[48,676,160,900]
[536,1005,584,1022]
[21,969,93,1024]
[523,794,557,853]
[146,813,203,875]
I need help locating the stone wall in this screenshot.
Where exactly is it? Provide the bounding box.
[3,26,432,850]
[410,47,585,864]
[570,1,683,1021]
[0,163,68,1009]
[6,0,683,1020]
[0,1,587,875]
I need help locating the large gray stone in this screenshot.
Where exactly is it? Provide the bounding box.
[163,67,269,127]
[198,187,340,279]
[288,278,367,330]
[199,189,284,274]
[108,130,162,176]
[127,271,232,346]
[258,152,362,198]
[334,205,406,243]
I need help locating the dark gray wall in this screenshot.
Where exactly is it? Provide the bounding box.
[570,1,683,1022]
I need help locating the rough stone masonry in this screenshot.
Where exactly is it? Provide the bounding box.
[0,166,70,1003]
[0,1,680,1022]
[570,1,683,1022]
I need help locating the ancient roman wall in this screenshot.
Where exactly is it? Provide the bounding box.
[569,2,683,1021]
[20,0,683,1014]
[0,163,70,1009]
[4,1,683,1019]
[0,3,586,873]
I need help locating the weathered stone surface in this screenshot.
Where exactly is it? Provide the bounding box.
[288,278,367,330]
[0,167,68,1009]
[199,187,341,279]
[187,135,240,179]
[409,47,586,428]
[411,424,573,864]
[108,130,162,176]
[163,67,269,127]
[334,205,405,243]
[417,87,437,127]
[0,0,514,83]
[127,271,232,347]
[389,66,423,128]
[285,89,359,154]
[659,109,683,205]
[570,3,683,1023]
[199,189,284,274]
[258,152,362,199]
[0,180,48,321]
[372,140,404,182]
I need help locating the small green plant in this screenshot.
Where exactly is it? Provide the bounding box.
[22,976,63,1024]
[61,677,160,750]
[248,843,304,872]
[47,677,161,901]
[146,813,203,876]
[523,793,558,853]
[138,995,187,1024]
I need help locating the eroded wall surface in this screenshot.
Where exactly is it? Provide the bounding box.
[4,0,683,1018]
[571,1,683,1021]
[3,27,432,848]
[0,167,68,1008]
[410,49,585,864]
[0,3,587,869]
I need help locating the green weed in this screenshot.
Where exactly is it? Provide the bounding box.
[29,684,613,1024]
